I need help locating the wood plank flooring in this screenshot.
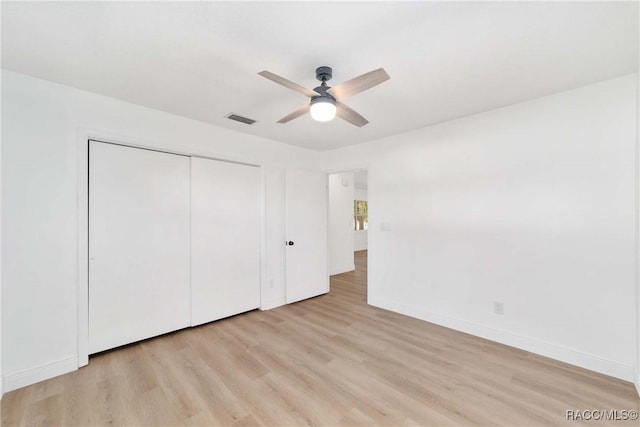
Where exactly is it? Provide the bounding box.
[2,250,639,426]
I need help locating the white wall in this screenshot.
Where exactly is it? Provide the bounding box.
[329,172,355,275]
[0,63,3,399]
[636,4,640,398]
[3,69,638,394]
[1,70,320,392]
[354,187,368,251]
[636,63,640,396]
[321,74,639,382]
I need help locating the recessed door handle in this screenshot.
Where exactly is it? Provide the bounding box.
[287,241,295,246]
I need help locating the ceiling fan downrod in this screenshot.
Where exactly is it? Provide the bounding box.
[313,66,334,97]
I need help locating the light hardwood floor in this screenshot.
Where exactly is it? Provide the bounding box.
[2,250,639,426]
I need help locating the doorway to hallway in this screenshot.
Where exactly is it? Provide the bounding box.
[328,169,368,297]
[330,250,368,302]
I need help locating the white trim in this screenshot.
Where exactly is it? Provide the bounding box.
[259,166,268,311]
[77,130,89,367]
[77,127,265,167]
[3,356,78,393]
[284,171,290,304]
[77,128,267,367]
[188,158,193,326]
[261,297,287,311]
[369,297,636,382]
[324,164,370,175]
[326,173,331,295]
[330,263,356,276]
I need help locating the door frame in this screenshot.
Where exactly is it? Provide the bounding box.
[325,165,371,295]
[76,128,265,367]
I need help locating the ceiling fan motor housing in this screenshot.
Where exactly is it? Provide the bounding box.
[315,66,333,82]
[310,93,336,107]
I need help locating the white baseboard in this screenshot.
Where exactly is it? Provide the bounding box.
[330,263,355,276]
[369,297,635,383]
[3,356,78,393]
[0,376,3,399]
[634,368,640,397]
[261,297,286,311]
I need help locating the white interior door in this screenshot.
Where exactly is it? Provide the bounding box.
[89,141,190,354]
[285,169,329,303]
[191,157,261,326]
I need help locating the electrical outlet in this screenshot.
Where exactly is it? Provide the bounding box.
[269,279,274,289]
[494,301,504,315]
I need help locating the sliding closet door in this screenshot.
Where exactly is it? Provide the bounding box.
[191,157,260,326]
[89,141,190,354]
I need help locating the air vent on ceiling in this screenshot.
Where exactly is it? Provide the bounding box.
[226,113,256,125]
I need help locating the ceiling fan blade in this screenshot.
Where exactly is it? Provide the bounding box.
[336,101,369,127]
[259,71,318,98]
[277,104,310,124]
[328,68,390,100]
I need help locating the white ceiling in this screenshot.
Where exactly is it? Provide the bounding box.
[2,2,637,151]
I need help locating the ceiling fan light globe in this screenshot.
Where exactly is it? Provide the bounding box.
[310,97,337,122]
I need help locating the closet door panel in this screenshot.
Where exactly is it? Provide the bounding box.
[191,158,261,326]
[89,141,191,354]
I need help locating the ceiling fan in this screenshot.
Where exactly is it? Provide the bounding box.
[258,66,390,127]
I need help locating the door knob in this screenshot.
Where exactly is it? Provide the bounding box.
[287,241,295,246]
